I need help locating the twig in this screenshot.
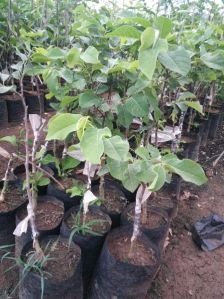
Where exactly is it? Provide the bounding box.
[213,150,224,168]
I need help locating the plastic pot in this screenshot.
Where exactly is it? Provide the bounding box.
[24,91,44,114]
[0,180,27,256]
[208,112,222,139]
[201,118,212,147]
[60,205,111,296]
[6,96,24,123]
[15,196,64,258]
[0,100,8,127]
[148,194,178,221]
[92,180,128,228]
[121,203,170,254]
[47,181,81,212]
[19,235,83,299]
[89,226,161,299]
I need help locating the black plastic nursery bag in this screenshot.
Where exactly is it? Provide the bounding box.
[192,214,224,251]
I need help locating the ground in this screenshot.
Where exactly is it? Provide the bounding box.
[0,119,224,299]
[147,122,224,299]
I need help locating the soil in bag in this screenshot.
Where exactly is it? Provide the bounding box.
[6,95,24,123]
[47,177,81,211]
[121,202,170,254]
[60,205,111,296]
[19,236,83,299]
[15,196,64,258]
[24,91,44,114]
[0,180,27,255]
[0,100,8,127]
[89,226,161,299]
[92,180,128,228]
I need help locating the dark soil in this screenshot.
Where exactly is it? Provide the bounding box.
[93,185,127,214]
[146,121,224,299]
[66,209,111,235]
[108,234,156,266]
[0,187,26,213]
[23,238,80,282]
[17,200,64,231]
[55,177,75,191]
[126,204,167,229]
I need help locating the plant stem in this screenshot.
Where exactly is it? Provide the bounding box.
[99,157,105,200]
[0,155,13,202]
[20,77,43,258]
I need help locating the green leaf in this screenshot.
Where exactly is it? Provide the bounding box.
[184,101,203,114]
[166,158,207,186]
[80,127,111,164]
[149,164,166,191]
[0,135,17,146]
[61,156,80,172]
[103,136,129,161]
[0,85,16,94]
[158,47,191,76]
[79,91,102,108]
[80,46,100,64]
[106,25,141,39]
[107,158,128,181]
[117,104,133,128]
[153,16,172,38]
[46,113,82,140]
[66,48,81,68]
[200,50,224,70]
[139,39,168,80]
[178,92,196,101]
[122,162,141,192]
[140,27,155,50]
[37,177,50,186]
[46,47,66,60]
[125,94,149,117]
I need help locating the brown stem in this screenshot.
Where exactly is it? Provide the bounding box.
[12,153,65,190]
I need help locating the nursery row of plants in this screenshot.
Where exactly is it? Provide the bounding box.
[0,0,223,298]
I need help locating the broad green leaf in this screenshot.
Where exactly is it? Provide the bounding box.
[149,164,166,191]
[125,94,149,117]
[178,92,196,101]
[46,113,82,140]
[0,135,17,146]
[80,46,100,64]
[0,85,16,94]
[80,127,111,164]
[153,16,172,38]
[107,158,128,181]
[200,50,224,70]
[140,27,155,50]
[37,177,50,186]
[135,147,150,160]
[184,101,203,114]
[166,158,207,185]
[135,160,154,184]
[103,136,129,161]
[106,25,141,39]
[79,91,102,108]
[76,116,93,140]
[158,47,191,76]
[119,17,151,28]
[117,104,133,128]
[139,39,168,80]
[127,77,149,96]
[122,163,140,192]
[46,47,66,60]
[66,48,81,68]
[61,156,80,172]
